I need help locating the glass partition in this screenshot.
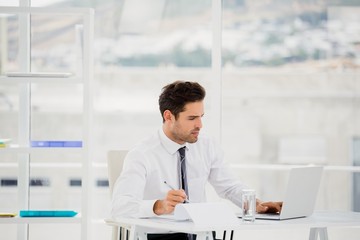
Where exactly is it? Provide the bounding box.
[222,0,360,211]
[1,1,360,240]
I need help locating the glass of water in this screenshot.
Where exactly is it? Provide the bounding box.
[242,189,256,222]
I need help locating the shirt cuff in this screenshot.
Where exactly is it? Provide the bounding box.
[139,199,158,218]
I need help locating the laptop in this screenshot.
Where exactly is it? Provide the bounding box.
[251,166,323,220]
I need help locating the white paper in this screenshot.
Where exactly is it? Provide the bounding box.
[174,202,240,227]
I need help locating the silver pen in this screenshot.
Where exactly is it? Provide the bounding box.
[163,181,190,203]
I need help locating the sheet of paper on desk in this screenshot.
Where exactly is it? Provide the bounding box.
[174,202,240,227]
[149,212,189,221]
[151,214,190,222]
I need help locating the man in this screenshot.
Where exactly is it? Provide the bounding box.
[112,81,282,239]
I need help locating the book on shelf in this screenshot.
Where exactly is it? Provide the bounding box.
[31,140,82,148]
[20,210,78,217]
[0,138,11,148]
[0,212,17,218]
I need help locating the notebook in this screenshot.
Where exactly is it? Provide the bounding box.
[240,166,323,220]
[19,210,78,217]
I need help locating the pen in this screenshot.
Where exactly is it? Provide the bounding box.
[163,181,190,203]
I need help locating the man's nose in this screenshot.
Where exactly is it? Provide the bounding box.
[195,118,202,129]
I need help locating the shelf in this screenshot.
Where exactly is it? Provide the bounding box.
[0,6,92,15]
[0,216,81,224]
[0,162,84,168]
[0,76,83,84]
[0,146,83,155]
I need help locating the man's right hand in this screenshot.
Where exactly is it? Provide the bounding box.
[256,200,283,214]
[153,189,188,215]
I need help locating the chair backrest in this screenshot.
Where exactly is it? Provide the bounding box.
[107,150,128,196]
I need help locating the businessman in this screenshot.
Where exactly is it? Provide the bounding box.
[112,80,282,239]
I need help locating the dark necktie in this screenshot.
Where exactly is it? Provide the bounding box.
[178,147,189,197]
[178,147,193,240]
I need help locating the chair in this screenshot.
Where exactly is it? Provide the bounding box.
[107,150,128,240]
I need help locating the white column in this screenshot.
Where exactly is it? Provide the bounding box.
[81,9,94,240]
[18,1,31,240]
[211,0,222,143]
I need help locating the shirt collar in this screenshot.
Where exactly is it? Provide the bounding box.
[158,128,187,155]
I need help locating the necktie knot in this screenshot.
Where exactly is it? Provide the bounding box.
[178,146,186,162]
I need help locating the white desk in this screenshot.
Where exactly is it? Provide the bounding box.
[105,211,360,240]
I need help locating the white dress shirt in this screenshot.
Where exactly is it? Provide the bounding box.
[111,128,249,218]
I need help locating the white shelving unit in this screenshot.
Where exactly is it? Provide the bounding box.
[0,7,94,240]
[0,216,82,224]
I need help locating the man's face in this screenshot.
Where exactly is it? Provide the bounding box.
[168,101,204,144]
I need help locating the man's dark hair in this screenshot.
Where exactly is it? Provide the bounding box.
[159,81,206,122]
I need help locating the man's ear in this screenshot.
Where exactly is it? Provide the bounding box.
[163,110,173,122]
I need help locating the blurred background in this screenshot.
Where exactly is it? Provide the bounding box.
[0,0,359,239]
